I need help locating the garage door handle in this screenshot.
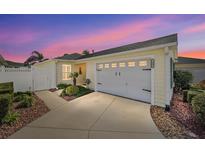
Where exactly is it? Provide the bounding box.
[142,89,151,92]
[119,72,121,76]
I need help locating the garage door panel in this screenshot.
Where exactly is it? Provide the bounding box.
[96,59,152,103]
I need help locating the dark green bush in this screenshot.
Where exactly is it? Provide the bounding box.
[174,70,193,91]
[2,112,20,124]
[191,93,205,127]
[65,85,79,96]
[14,91,32,97]
[0,82,13,94]
[18,94,33,108]
[13,91,32,102]
[0,94,12,122]
[57,83,71,89]
[183,90,188,102]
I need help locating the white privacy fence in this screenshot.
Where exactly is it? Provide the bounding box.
[0,66,32,92]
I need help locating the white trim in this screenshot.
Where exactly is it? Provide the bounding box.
[76,42,177,62]
[165,47,170,105]
[93,55,155,105]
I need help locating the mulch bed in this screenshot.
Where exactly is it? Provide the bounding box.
[151,106,197,138]
[49,88,58,92]
[62,96,76,101]
[150,93,205,139]
[0,94,50,139]
[171,94,205,138]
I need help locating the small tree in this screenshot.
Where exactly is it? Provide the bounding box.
[174,70,193,92]
[82,50,90,55]
[69,72,79,86]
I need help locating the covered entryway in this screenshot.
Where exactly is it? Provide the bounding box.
[96,58,153,103]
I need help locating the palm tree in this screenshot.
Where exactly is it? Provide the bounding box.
[82,50,90,55]
[69,72,79,86]
[24,51,44,65]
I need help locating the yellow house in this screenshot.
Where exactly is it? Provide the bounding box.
[33,34,178,108]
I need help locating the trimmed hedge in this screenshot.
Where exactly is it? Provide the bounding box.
[0,82,13,94]
[191,93,205,127]
[0,94,12,122]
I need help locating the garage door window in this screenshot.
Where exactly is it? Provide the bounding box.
[139,60,147,67]
[98,64,103,69]
[104,64,110,68]
[111,63,117,68]
[128,62,135,67]
[119,62,126,67]
[62,64,71,80]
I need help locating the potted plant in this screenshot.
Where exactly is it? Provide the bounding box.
[85,78,91,89]
[69,72,79,86]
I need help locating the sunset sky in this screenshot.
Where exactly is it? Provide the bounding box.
[0,14,205,62]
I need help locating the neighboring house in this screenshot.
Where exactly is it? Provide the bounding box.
[176,57,205,83]
[0,54,25,68]
[33,34,178,108]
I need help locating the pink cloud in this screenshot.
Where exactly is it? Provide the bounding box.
[42,17,163,58]
[0,49,28,62]
[182,22,205,34]
[179,50,205,59]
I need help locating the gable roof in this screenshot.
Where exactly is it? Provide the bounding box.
[77,33,178,60]
[177,57,205,64]
[6,60,25,67]
[55,53,82,60]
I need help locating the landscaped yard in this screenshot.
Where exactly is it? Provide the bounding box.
[55,83,94,102]
[151,70,205,139]
[0,82,49,139]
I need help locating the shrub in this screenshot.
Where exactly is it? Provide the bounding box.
[187,90,202,104]
[190,83,202,91]
[18,94,33,108]
[75,86,93,97]
[174,70,193,91]
[13,91,32,102]
[0,94,12,122]
[199,80,205,90]
[2,112,20,124]
[182,90,188,102]
[191,93,205,127]
[65,85,79,96]
[57,83,71,89]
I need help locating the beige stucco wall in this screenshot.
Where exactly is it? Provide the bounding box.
[80,47,172,107]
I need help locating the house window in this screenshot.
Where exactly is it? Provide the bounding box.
[98,64,103,69]
[128,61,135,67]
[139,60,147,67]
[111,63,117,68]
[104,64,109,68]
[119,62,126,67]
[62,64,71,80]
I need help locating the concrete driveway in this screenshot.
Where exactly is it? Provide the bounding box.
[9,91,164,139]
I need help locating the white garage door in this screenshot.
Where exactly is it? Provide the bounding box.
[96,59,152,103]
